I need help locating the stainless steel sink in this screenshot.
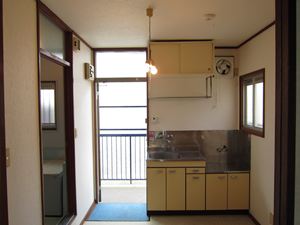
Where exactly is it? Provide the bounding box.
[148,151,179,160]
[147,149,205,161]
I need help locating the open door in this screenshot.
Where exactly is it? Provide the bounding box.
[0,0,9,223]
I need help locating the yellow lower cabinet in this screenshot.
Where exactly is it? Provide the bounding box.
[206,174,228,210]
[228,173,250,209]
[186,174,205,210]
[147,168,166,211]
[166,168,185,210]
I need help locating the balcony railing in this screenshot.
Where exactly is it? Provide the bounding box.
[99,130,147,182]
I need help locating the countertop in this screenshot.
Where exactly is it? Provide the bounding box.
[147,149,249,173]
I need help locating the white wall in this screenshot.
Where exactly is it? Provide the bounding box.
[3,0,43,224]
[71,38,95,225]
[41,58,66,153]
[149,48,239,131]
[238,25,275,225]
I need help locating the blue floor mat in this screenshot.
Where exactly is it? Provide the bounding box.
[88,203,149,221]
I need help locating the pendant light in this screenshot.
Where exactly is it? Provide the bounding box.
[145,7,158,75]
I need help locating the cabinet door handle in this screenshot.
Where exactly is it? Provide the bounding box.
[192,169,200,173]
[156,170,163,174]
[230,175,238,179]
[192,176,199,180]
[217,176,226,180]
[168,170,176,174]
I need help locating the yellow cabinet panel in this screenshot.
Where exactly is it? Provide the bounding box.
[206,174,227,210]
[180,42,214,74]
[228,173,249,209]
[150,43,180,74]
[147,168,166,211]
[166,168,185,210]
[186,174,205,210]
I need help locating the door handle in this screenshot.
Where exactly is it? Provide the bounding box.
[168,170,176,174]
[192,176,199,180]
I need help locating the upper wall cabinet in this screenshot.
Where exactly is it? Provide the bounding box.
[150,41,214,75]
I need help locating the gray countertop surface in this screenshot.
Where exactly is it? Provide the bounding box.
[147,149,250,173]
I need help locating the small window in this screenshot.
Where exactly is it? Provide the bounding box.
[41,81,56,130]
[240,69,265,137]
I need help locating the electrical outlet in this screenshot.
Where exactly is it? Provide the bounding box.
[269,212,274,225]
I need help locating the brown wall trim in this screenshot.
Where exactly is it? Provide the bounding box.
[249,213,261,225]
[40,48,71,67]
[64,31,77,216]
[79,201,97,225]
[274,0,296,224]
[38,0,92,50]
[0,0,8,224]
[238,21,276,48]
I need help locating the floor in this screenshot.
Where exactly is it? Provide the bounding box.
[85,215,255,225]
[101,180,146,203]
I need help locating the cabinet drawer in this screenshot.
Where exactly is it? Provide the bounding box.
[186,168,205,174]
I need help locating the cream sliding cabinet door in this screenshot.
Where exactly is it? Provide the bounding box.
[186,174,205,210]
[180,42,214,74]
[166,168,185,210]
[227,173,250,209]
[206,174,228,210]
[150,43,180,74]
[147,168,166,210]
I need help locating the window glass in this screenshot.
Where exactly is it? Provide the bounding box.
[99,108,147,130]
[96,51,147,78]
[99,82,147,106]
[246,84,253,126]
[255,82,264,128]
[39,13,65,60]
[41,82,56,129]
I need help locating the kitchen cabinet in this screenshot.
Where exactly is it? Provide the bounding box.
[180,42,214,74]
[166,168,185,210]
[147,168,166,211]
[150,43,180,74]
[228,173,249,209]
[150,41,214,75]
[206,174,228,210]
[186,174,205,210]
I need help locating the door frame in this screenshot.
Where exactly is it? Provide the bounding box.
[37,1,77,224]
[93,48,148,202]
[0,0,8,224]
[274,0,297,224]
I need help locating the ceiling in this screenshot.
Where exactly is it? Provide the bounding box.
[41,0,275,48]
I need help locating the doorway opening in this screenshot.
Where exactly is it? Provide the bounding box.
[95,49,148,204]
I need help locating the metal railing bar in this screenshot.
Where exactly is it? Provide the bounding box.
[99,105,147,108]
[120,137,123,180]
[111,136,113,179]
[100,134,146,137]
[100,128,147,131]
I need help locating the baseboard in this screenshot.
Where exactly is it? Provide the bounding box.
[249,213,261,225]
[147,210,249,216]
[79,201,97,225]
